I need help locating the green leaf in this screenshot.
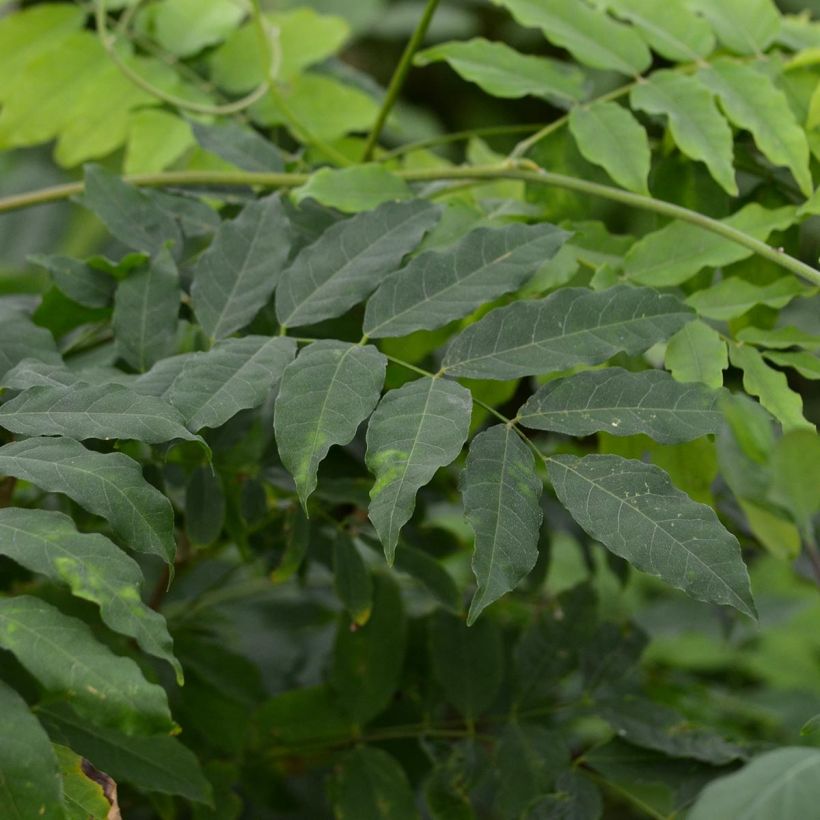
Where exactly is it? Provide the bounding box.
[0,313,62,380]
[736,326,820,350]
[492,0,651,75]
[364,223,568,338]
[688,276,807,321]
[698,60,812,197]
[630,71,737,196]
[393,543,461,612]
[334,536,374,627]
[763,350,820,379]
[0,596,172,735]
[687,0,781,56]
[133,353,198,397]
[461,424,542,625]
[624,204,797,286]
[143,0,244,58]
[256,685,353,748]
[0,437,175,563]
[366,377,472,562]
[519,368,724,443]
[0,508,180,682]
[292,165,413,214]
[190,120,284,172]
[331,573,406,725]
[185,467,226,547]
[430,610,503,719]
[602,0,715,61]
[113,247,180,372]
[274,340,386,507]
[770,431,820,536]
[53,744,112,820]
[0,680,63,820]
[276,200,439,329]
[729,344,814,432]
[688,747,820,820]
[191,193,290,340]
[569,101,651,194]
[124,109,194,175]
[803,715,820,736]
[665,321,728,389]
[0,384,201,445]
[414,38,586,106]
[442,286,693,380]
[39,703,213,804]
[83,165,181,255]
[547,454,756,617]
[170,336,296,431]
[524,771,602,820]
[330,747,416,820]
[29,254,115,308]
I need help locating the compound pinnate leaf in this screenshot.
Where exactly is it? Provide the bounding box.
[547,454,756,618]
[364,222,568,338]
[366,377,472,562]
[169,335,296,431]
[442,286,692,380]
[0,383,201,445]
[0,507,180,682]
[276,199,439,329]
[461,424,543,624]
[274,340,386,507]
[0,595,172,735]
[665,321,728,389]
[191,192,290,340]
[518,368,724,443]
[0,680,63,820]
[688,0,781,56]
[0,437,175,563]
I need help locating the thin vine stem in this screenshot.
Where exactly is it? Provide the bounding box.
[361,0,441,161]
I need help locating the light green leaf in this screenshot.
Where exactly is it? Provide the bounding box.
[331,574,406,724]
[687,275,807,320]
[0,313,62,380]
[569,101,651,194]
[665,320,728,388]
[0,680,63,820]
[191,193,290,340]
[603,0,715,60]
[39,703,213,804]
[330,747,416,820]
[292,165,412,213]
[124,109,194,175]
[0,384,201,445]
[461,424,542,625]
[0,508,180,682]
[190,120,284,172]
[430,610,503,719]
[0,596,172,735]
[276,200,439,329]
[366,377,472,562]
[170,336,296,431]
[689,747,820,820]
[274,341,386,507]
[803,715,820,736]
[519,367,724,442]
[736,326,820,350]
[547,454,756,617]
[364,223,568,338]
[29,254,115,308]
[442,286,693,380]
[698,60,812,197]
[729,344,814,432]
[113,247,180,372]
[492,0,651,75]
[687,0,781,56]
[763,350,820,379]
[53,744,110,820]
[143,0,244,58]
[415,38,586,106]
[630,70,737,195]
[0,437,175,563]
[624,203,797,286]
[334,535,374,627]
[770,430,820,535]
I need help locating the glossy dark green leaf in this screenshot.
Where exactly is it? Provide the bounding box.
[442,286,692,380]
[0,437,175,562]
[274,340,386,507]
[0,680,63,820]
[364,223,568,338]
[191,192,290,339]
[191,120,284,172]
[276,199,439,329]
[461,424,542,624]
[430,610,503,719]
[0,507,180,681]
[366,377,472,562]
[29,253,115,308]
[547,454,756,617]
[518,368,724,443]
[170,335,296,431]
[185,466,226,546]
[333,535,373,627]
[0,596,172,735]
